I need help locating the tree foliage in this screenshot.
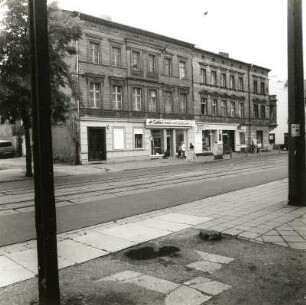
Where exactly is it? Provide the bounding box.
[0,0,83,125]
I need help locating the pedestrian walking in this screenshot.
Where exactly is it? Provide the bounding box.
[188,143,197,161]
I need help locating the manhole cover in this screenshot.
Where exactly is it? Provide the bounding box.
[125,246,180,260]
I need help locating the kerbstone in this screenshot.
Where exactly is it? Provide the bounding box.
[165,286,211,305]
[154,213,212,225]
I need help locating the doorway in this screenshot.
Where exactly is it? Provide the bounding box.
[222,130,235,152]
[88,127,106,161]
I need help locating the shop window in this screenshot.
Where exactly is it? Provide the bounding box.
[179,93,187,113]
[134,129,143,149]
[111,47,121,66]
[240,132,246,145]
[179,61,186,79]
[164,91,173,113]
[202,130,211,151]
[164,58,172,76]
[148,89,157,112]
[113,128,124,150]
[112,85,122,110]
[201,97,207,115]
[269,133,275,144]
[151,129,162,155]
[89,41,100,63]
[89,82,101,108]
[132,88,142,111]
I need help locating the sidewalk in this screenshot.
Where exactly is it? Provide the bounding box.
[0,178,305,304]
[0,150,286,183]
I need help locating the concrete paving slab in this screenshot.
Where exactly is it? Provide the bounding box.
[184,276,212,286]
[98,223,171,243]
[195,251,234,264]
[165,285,211,305]
[58,239,108,264]
[6,248,38,274]
[190,280,231,296]
[126,274,179,294]
[186,260,223,274]
[135,218,191,232]
[73,231,136,252]
[154,213,212,225]
[111,270,142,281]
[0,255,34,288]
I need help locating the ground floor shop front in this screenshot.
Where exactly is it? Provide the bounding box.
[79,118,196,164]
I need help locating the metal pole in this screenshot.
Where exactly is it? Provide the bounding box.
[288,0,306,206]
[28,0,61,303]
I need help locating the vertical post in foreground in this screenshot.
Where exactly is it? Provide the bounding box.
[28,0,60,303]
[288,0,306,206]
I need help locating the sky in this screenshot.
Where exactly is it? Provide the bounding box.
[57,0,304,81]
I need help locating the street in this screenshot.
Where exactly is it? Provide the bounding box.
[0,153,287,246]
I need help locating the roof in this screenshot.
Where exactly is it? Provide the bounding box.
[66,10,271,72]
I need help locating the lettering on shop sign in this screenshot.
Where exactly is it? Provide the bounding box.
[146,119,195,128]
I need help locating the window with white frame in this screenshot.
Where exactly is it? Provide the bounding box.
[132,88,142,111]
[164,91,173,113]
[200,68,207,84]
[211,71,217,86]
[239,102,244,118]
[221,100,227,116]
[229,75,235,89]
[179,61,186,79]
[134,129,143,149]
[179,93,187,113]
[230,101,236,117]
[89,82,101,108]
[112,85,122,110]
[211,99,217,115]
[148,54,156,73]
[164,58,172,76]
[238,77,244,91]
[89,42,100,63]
[112,47,121,66]
[201,97,207,115]
[131,51,141,69]
[148,89,157,112]
[221,73,226,88]
[113,128,124,150]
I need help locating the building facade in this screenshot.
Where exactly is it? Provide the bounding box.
[59,12,277,164]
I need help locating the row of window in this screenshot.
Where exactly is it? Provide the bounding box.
[254,104,276,120]
[200,68,244,91]
[89,41,187,79]
[253,80,266,95]
[112,128,144,150]
[200,98,245,118]
[89,82,188,113]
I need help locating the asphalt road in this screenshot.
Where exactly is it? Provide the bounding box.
[0,154,288,246]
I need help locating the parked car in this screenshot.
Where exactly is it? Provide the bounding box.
[0,140,14,158]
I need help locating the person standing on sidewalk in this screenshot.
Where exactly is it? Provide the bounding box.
[188,143,197,161]
[181,142,186,159]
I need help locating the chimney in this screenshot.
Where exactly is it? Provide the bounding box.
[219,52,229,58]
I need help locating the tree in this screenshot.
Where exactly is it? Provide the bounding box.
[0,0,82,176]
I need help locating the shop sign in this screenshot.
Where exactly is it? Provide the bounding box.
[146,119,195,128]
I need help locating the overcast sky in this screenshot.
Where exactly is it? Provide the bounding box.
[57,0,305,81]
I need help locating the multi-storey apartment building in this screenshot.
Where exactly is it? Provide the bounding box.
[55,12,277,163]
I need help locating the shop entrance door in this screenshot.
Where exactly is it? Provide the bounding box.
[88,127,106,161]
[222,130,235,152]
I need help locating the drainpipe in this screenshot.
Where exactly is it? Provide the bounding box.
[247,64,252,145]
[75,39,81,165]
